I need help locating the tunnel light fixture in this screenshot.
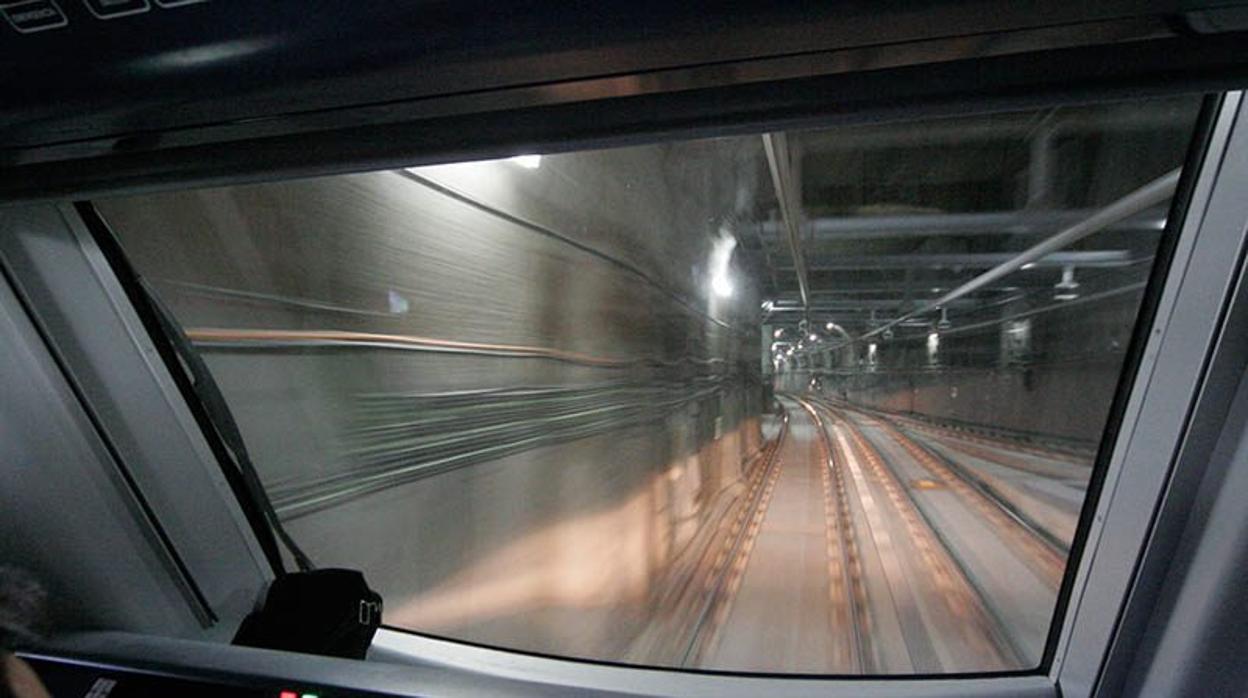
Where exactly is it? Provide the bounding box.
[708,233,733,299]
[808,333,818,342]
[1054,265,1080,300]
[927,331,940,354]
[936,307,952,331]
[508,154,542,169]
[773,328,785,339]
[709,233,737,300]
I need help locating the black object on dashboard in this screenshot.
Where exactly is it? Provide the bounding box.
[234,569,383,661]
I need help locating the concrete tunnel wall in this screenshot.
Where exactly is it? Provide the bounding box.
[96,140,772,660]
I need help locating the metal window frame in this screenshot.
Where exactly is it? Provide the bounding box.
[0,203,275,638]
[1050,91,1248,695]
[0,63,1242,698]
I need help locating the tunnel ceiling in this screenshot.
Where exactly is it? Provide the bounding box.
[741,98,1197,340]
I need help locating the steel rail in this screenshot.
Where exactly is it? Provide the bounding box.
[679,405,790,667]
[798,397,869,672]
[868,414,1075,555]
[833,402,1068,581]
[818,399,1023,664]
[821,401,1023,669]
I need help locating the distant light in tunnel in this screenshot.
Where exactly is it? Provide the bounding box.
[387,289,410,315]
[508,154,542,169]
[825,322,835,331]
[1054,265,1080,300]
[1021,262,1037,270]
[773,328,785,339]
[709,233,737,300]
[927,332,940,355]
[808,333,818,342]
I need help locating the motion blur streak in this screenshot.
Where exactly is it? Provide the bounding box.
[99,142,768,663]
[185,327,648,366]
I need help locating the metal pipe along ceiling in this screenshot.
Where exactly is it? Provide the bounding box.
[763,132,810,312]
[826,167,1181,351]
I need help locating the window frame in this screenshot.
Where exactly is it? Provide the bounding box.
[1052,91,1248,695]
[0,77,1243,698]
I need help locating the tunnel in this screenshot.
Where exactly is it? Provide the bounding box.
[88,93,1201,674]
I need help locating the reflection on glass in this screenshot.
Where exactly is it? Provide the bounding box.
[97,96,1201,673]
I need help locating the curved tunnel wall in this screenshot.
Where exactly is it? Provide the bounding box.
[96,142,770,661]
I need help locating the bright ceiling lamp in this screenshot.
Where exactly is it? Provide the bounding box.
[709,232,738,299]
[1054,265,1080,301]
[508,154,542,169]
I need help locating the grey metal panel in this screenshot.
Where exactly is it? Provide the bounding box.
[1097,100,1248,697]
[0,269,199,636]
[1052,93,1248,695]
[5,13,1241,205]
[41,629,1042,697]
[0,4,1192,165]
[0,204,272,637]
[1123,358,1248,695]
[369,629,1054,698]
[43,632,613,698]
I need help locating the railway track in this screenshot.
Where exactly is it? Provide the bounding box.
[823,400,1068,588]
[813,398,1020,671]
[662,396,1069,672]
[800,399,869,673]
[677,407,790,667]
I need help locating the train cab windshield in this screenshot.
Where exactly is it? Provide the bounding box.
[84,95,1201,674]
[4,4,1248,697]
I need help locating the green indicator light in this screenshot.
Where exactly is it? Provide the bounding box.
[301,694,319,698]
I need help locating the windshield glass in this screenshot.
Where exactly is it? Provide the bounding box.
[95,95,1201,673]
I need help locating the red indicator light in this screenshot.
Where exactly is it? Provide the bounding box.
[279,692,298,698]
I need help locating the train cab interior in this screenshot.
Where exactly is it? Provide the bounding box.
[3,2,1248,696]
